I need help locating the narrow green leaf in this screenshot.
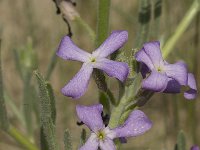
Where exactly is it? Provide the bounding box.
[34,70,58,150]
[30,85,40,125]
[176,130,186,150]
[64,129,72,150]
[46,83,56,124]
[23,73,33,136]
[0,39,9,130]
[80,129,86,146]
[40,127,49,150]
[13,49,23,79]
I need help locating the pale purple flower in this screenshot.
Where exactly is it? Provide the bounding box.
[184,73,197,99]
[76,104,152,150]
[191,145,200,150]
[56,31,129,99]
[135,41,197,99]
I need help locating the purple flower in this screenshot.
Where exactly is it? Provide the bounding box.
[184,73,197,99]
[76,104,152,150]
[56,31,129,99]
[135,41,197,99]
[191,145,200,150]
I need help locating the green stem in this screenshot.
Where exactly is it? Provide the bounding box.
[152,0,162,38]
[109,96,128,128]
[130,0,151,78]
[108,85,135,128]
[109,73,143,128]
[94,0,115,106]
[7,126,39,150]
[119,104,138,124]
[162,0,200,58]
[134,0,151,48]
[96,0,111,47]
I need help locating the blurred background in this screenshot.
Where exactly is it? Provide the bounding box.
[0,0,199,149]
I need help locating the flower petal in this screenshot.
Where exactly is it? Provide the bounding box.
[164,61,187,85]
[184,73,197,100]
[61,63,93,99]
[94,58,129,82]
[111,110,152,138]
[76,104,104,132]
[56,36,91,62]
[135,48,154,70]
[141,63,151,78]
[79,133,99,150]
[163,78,181,93]
[191,145,200,150]
[104,127,116,140]
[99,138,116,150]
[93,30,128,58]
[143,41,164,67]
[142,71,168,92]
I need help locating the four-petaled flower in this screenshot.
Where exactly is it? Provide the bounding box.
[56,30,129,99]
[191,145,200,150]
[135,41,197,99]
[76,104,152,150]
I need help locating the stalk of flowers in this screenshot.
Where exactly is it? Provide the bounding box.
[76,104,152,150]
[56,29,198,150]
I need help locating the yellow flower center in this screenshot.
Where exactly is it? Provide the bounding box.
[97,131,105,140]
[90,57,96,63]
[157,67,162,72]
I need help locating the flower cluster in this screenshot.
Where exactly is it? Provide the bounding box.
[56,30,198,149]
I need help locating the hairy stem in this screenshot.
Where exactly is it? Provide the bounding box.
[96,0,111,47]
[134,0,151,48]
[94,0,115,105]
[108,85,136,128]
